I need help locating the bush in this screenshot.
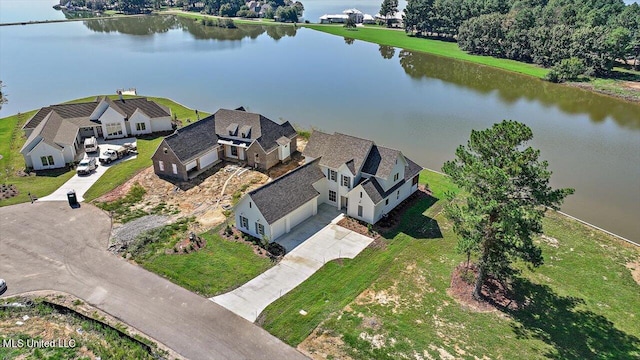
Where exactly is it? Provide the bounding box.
[545,57,586,83]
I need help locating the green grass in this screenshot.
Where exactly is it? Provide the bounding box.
[133,226,274,297]
[0,110,76,206]
[0,94,205,206]
[305,25,549,79]
[0,298,156,359]
[260,169,640,359]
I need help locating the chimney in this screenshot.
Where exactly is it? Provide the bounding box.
[117,90,123,101]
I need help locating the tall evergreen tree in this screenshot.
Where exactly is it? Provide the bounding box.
[443,121,573,300]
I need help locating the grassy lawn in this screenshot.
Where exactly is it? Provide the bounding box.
[260,169,640,359]
[304,25,549,79]
[132,224,274,297]
[0,110,76,206]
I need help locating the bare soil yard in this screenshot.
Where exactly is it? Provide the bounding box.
[96,140,307,232]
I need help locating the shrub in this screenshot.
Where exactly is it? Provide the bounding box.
[545,57,586,83]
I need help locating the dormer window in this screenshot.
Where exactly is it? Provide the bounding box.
[394,173,399,182]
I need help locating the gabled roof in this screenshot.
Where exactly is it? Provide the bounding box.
[303,131,374,174]
[107,97,171,118]
[161,115,218,163]
[23,101,98,130]
[214,108,296,152]
[248,159,325,224]
[361,145,401,179]
[359,156,423,204]
[21,111,79,153]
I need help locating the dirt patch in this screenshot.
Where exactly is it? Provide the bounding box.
[539,234,559,248]
[625,260,640,286]
[337,217,378,239]
[298,328,353,360]
[621,81,640,90]
[448,263,524,313]
[0,183,19,199]
[96,163,269,230]
[266,149,306,179]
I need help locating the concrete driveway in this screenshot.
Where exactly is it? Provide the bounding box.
[0,202,306,360]
[39,138,137,202]
[212,205,374,322]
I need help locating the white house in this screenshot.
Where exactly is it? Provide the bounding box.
[234,131,422,241]
[21,96,172,170]
[320,8,368,24]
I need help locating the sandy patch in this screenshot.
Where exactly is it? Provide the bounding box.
[625,260,640,286]
[298,328,353,360]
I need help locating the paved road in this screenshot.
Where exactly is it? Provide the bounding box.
[0,202,307,360]
[212,207,374,322]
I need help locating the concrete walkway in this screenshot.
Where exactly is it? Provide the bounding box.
[211,209,374,322]
[39,139,137,202]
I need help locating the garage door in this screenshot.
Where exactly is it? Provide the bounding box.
[290,199,315,229]
[186,160,197,171]
[200,150,219,168]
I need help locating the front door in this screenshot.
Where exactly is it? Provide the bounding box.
[341,196,348,211]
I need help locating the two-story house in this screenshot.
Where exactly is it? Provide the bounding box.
[234,131,422,241]
[151,107,298,180]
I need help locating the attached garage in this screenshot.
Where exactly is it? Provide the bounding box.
[186,160,197,172]
[199,149,219,169]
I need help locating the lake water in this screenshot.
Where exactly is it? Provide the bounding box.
[0,1,639,240]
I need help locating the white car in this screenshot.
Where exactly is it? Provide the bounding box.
[0,279,6,295]
[77,157,98,175]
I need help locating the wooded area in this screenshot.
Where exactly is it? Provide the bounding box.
[402,0,640,79]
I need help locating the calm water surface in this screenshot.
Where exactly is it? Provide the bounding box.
[0,7,638,240]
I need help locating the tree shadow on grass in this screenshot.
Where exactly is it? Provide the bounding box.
[506,278,640,359]
[379,190,442,239]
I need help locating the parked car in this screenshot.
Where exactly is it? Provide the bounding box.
[84,136,98,153]
[0,279,6,295]
[77,157,97,175]
[98,146,129,164]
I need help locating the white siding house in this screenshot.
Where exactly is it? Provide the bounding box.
[234,131,423,242]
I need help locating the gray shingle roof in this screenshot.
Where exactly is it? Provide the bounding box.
[360,156,423,204]
[162,115,218,163]
[214,108,296,152]
[21,111,79,153]
[249,159,325,224]
[303,131,373,174]
[404,157,423,181]
[108,97,171,118]
[23,102,98,130]
[361,145,401,178]
[23,97,170,131]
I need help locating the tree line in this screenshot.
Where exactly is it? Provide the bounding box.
[402,0,640,80]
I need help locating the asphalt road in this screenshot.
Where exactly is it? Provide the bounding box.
[0,202,307,360]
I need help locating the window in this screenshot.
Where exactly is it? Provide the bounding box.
[106,123,123,137]
[40,155,54,167]
[412,175,419,186]
[329,170,337,181]
[385,199,389,206]
[329,190,337,202]
[342,175,350,188]
[360,191,362,198]
[394,173,399,182]
[397,190,400,199]
[255,222,265,235]
[172,163,178,175]
[158,161,165,171]
[231,146,238,156]
[358,205,363,217]
[249,202,252,208]
[240,216,248,229]
[136,122,146,131]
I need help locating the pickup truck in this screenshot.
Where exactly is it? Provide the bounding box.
[99,146,129,164]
